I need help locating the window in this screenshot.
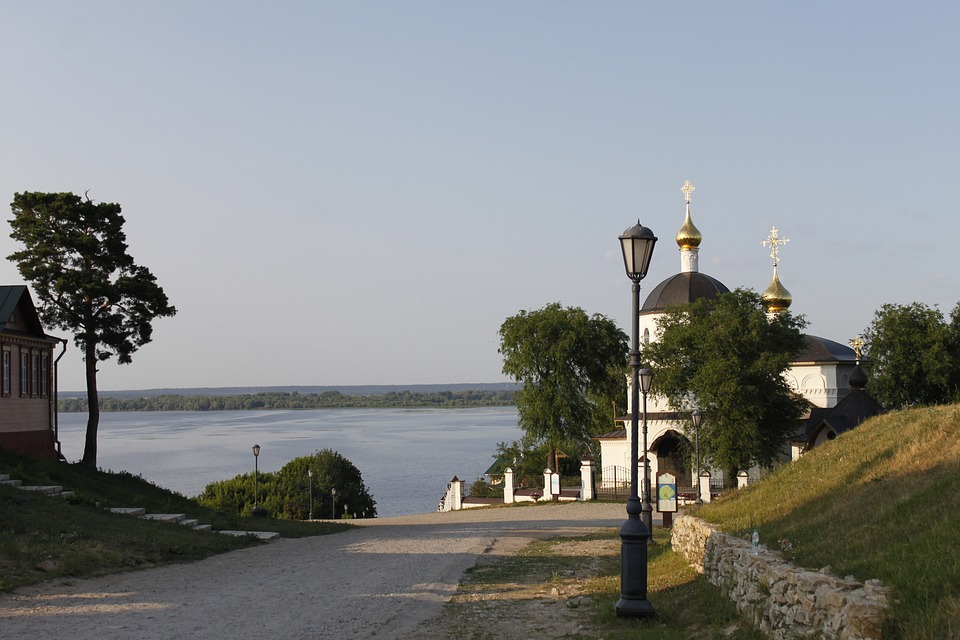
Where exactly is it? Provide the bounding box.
[20,352,28,397]
[1,350,10,396]
[41,354,49,397]
[31,353,39,397]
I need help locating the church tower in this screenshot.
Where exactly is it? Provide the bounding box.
[760,226,793,317]
[676,179,702,274]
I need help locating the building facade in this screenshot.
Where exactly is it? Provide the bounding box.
[597,182,876,497]
[0,285,65,460]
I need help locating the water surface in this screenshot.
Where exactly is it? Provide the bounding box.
[56,407,520,517]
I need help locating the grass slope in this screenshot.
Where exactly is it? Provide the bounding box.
[0,450,347,592]
[696,403,960,640]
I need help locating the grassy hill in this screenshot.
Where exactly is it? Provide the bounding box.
[695,403,960,639]
[0,450,347,592]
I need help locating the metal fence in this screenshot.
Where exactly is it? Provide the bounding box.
[596,465,631,500]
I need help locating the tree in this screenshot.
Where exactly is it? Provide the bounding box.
[7,192,177,467]
[498,303,628,471]
[197,449,377,519]
[862,302,958,408]
[644,289,808,474]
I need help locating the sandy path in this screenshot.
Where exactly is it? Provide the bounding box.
[0,503,631,639]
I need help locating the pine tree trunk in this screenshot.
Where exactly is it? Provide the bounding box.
[80,341,100,467]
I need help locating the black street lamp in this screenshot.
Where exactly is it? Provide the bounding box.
[692,408,703,507]
[252,444,267,517]
[615,219,657,618]
[308,468,314,520]
[331,487,337,520]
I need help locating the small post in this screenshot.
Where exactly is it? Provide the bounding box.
[699,471,712,504]
[580,456,595,501]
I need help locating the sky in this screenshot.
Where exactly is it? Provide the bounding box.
[1,2,958,392]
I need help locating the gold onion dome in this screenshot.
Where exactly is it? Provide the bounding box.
[676,208,702,249]
[762,268,793,313]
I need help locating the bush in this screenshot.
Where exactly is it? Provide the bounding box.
[197,449,377,519]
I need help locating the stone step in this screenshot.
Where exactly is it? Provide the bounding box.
[193,524,213,531]
[0,474,9,482]
[110,507,147,517]
[179,518,200,528]
[219,530,281,542]
[141,513,186,524]
[57,491,76,499]
[19,485,64,495]
[0,479,23,487]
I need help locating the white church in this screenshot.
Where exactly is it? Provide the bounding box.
[596,181,883,498]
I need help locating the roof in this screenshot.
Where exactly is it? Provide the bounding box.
[640,272,730,314]
[795,335,857,364]
[595,427,627,440]
[0,285,29,324]
[801,389,885,450]
[0,285,56,341]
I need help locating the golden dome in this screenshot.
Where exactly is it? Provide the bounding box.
[676,206,702,250]
[762,268,793,313]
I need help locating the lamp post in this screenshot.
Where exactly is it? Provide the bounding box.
[251,444,267,517]
[692,408,703,507]
[640,368,654,536]
[331,487,337,520]
[615,219,657,618]
[307,468,314,520]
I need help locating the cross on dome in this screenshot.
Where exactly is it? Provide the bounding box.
[762,227,789,267]
[850,336,865,363]
[681,179,695,204]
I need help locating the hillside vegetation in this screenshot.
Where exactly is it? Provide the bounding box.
[696,403,960,639]
[0,450,347,591]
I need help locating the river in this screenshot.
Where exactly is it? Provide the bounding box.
[55,407,521,518]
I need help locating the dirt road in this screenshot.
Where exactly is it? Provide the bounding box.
[0,502,630,639]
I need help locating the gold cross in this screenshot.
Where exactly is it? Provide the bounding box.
[681,180,695,204]
[761,227,789,266]
[850,336,865,363]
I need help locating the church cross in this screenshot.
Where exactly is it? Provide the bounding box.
[850,336,865,363]
[681,180,695,204]
[761,227,789,266]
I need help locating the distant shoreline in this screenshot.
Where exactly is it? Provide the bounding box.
[58,382,520,399]
[57,384,520,412]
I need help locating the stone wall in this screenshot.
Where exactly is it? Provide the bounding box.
[671,514,890,640]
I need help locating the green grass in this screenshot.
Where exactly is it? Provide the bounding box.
[424,528,766,639]
[0,449,349,592]
[588,531,768,640]
[692,403,960,640]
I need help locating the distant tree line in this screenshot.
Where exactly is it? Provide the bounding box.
[58,389,517,412]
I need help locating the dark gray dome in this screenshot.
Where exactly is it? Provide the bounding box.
[795,335,857,364]
[640,272,730,314]
[849,363,868,390]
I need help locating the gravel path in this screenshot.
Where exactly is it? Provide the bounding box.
[0,502,632,639]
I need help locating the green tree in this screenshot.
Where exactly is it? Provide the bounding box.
[498,303,628,471]
[862,302,958,408]
[7,192,176,467]
[644,289,808,474]
[196,449,377,519]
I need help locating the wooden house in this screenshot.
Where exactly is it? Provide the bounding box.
[0,285,66,460]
